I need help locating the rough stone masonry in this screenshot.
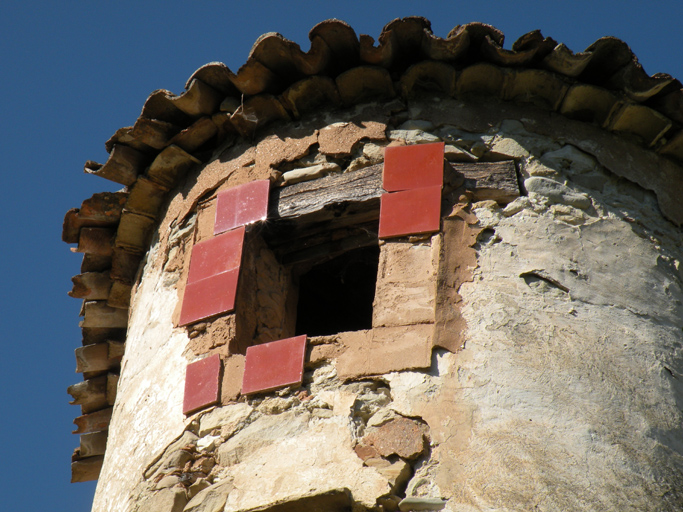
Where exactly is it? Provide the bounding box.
[64,19,683,512]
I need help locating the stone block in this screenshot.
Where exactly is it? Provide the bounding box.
[221,354,244,404]
[363,417,428,460]
[399,497,447,511]
[336,325,433,380]
[318,120,386,157]
[524,176,591,209]
[136,487,187,512]
[373,240,438,327]
[198,403,252,437]
[184,479,233,512]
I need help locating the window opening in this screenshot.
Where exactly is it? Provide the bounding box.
[295,245,380,336]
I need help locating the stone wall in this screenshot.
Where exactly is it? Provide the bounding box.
[93,97,683,512]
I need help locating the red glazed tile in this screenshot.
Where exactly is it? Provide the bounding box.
[378,186,442,239]
[183,354,221,415]
[187,226,245,284]
[241,335,307,395]
[383,142,445,192]
[214,180,270,235]
[179,269,239,326]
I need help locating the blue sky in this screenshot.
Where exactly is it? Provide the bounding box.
[0,1,681,511]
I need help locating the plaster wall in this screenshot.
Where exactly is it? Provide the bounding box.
[92,100,683,512]
[92,237,193,512]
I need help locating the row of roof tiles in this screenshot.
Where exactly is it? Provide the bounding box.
[89,18,682,186]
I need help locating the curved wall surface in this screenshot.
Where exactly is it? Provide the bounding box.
[63,18,683,512]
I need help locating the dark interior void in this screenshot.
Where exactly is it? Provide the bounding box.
[295,245,380,336]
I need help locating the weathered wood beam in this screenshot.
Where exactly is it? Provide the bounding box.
[266,160,520,262]
[449,161,520,203]
[270,163,382,222]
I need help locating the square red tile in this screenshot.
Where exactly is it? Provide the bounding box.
[383,142,445,192]
[241,335,307,395]
[214,180,270,235]
[183,354,221,415]
[378,186,442,239]
[187,226,245,284]
[179,269,239,326]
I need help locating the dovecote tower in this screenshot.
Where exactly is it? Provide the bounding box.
[64,18,683,512]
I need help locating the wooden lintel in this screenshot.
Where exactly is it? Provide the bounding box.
[449,161,520,203]
[270,163,383,222]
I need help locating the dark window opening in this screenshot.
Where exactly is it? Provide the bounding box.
[295,245,380,336]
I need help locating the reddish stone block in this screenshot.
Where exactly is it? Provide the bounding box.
[187,226,245,284]
[214,180,270,235]
[363,417,428,459]
[241,335,307,395]
[179,269,239,326]
[383,142,444,192]
[183,353,222,415]
[378,186,442,239]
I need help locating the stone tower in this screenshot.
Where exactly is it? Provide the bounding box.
[64,18,683,512]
